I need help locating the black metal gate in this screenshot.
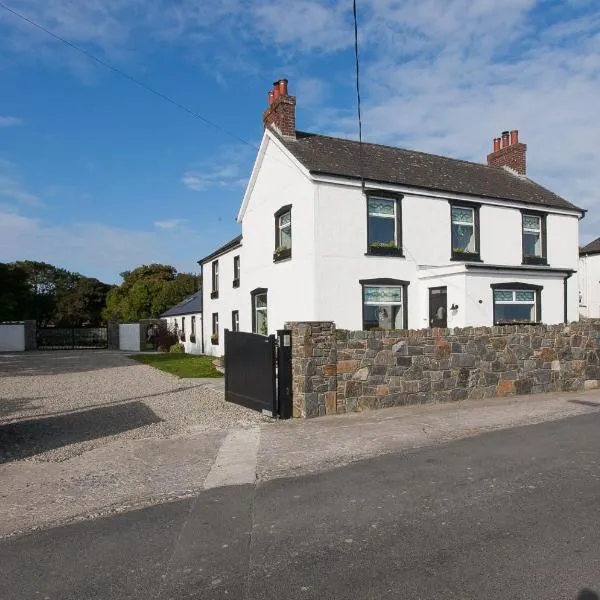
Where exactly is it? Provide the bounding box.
[36,327,108,350]
[224,329,292,418]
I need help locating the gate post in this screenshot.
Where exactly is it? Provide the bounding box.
[277,329,293,419]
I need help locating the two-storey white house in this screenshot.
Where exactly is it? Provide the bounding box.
[199,80,585,356]
[578,238,600,318]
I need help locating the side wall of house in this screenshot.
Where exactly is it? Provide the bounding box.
[579,254,600,319]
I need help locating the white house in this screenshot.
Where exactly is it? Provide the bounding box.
[578,238,600,318]
[160,291,203,354]
[199,79,585,356]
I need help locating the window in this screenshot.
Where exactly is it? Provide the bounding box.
[522,212,547,264]
[367,194,403,256]
[360,278,409,331]
[181,316,186,341]
[211,313,219,344]
[233,255,240,287]
[451,203,480,260]
[274,205,292,262]
[190,316,196,342]
[491,283,542,325]
[251,288,268,335]
[211,260,219,298]
[232,310,239,332]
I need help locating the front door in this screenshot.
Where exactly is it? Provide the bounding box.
[429,286,448,328]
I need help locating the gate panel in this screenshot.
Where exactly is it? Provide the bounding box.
[224,330,276,415]
[36,327,108,350]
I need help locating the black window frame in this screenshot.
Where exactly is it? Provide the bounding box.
[365,191,404,257]
[449,200,481,262]
[231,310,239,332]
[521,210,547,265]
[211,260,219,299]
[274,204,292,263]
[491,282,543,325]
[190,315,196,343]
[211,313,219,344]
[359,278,410,331]
[251,287,268,335]
[233,255,240,287]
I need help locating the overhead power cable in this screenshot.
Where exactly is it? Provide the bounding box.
[0,1,257,149]
[352,0,364,191]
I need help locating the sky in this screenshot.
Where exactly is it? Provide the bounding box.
[0,0,599,284]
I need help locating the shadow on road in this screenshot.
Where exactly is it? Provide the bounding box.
[568,399,600,408]
[578,590,599,600]
[0,397,44,419]
[0,401,162,463]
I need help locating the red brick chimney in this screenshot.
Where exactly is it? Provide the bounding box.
[262,79,296,138]
[487,129,527,175]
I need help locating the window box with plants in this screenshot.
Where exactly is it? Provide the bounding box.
[451,247,481,262]
[273,245,291,262]
[522,254,547,266]
[367,241,404,257]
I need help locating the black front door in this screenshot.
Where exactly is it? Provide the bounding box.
[429,287,447,328]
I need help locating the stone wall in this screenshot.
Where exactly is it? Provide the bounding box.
[286,321,600,418]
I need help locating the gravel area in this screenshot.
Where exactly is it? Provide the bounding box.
[0,351,268,463]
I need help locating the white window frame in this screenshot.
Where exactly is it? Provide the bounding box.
[494,289,537,322]
[212,260,219,293]
[253,293,268,335]
[368,197,397,246]
[363,285,404,330]
[232,310,239,332]
[523,215,542,257]
[277,211,291,249]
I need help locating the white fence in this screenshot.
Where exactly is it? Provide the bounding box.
[118,324,141,352]
[0,323,25,352]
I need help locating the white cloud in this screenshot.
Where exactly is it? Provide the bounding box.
[154,218,187,229]
[0,116,22,127]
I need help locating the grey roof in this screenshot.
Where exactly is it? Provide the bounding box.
[160,291,202,317]
[198,234,242,264]
[580,237,600,256]
[279,132,583,212]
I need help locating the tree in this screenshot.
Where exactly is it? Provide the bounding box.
[102,264,200,322]
[55,277,113,326]
[0,263,31,322]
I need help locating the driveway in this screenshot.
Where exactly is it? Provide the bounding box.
[0,350,264,463]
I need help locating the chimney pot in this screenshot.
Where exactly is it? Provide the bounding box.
[272,85,280,101]
[493,137,501,152]
[510,129,519,145]
[263,78,296,138]
[268,90,274,105]
[501,131,510,148]
[277,79,288,96]
[487,129,527,175]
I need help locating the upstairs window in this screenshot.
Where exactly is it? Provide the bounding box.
[211,261,219,299]
[274,205,292,262]
[492,283,542,325]
[367,195,403,257]
[522,212,547,265]
[233,255,240,287]
[451,203,480,261]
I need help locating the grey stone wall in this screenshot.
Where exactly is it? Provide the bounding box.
[287,321,600,418]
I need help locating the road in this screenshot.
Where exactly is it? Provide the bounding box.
[2,412,600,599]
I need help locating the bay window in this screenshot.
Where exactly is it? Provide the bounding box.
[366,194,403,256]
[491,283,542,325]
[451,202,480,261]
[360,278,409,330]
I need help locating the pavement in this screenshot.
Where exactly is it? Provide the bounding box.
[1,411,600,599]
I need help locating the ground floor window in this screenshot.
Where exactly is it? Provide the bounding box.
[251,289,268,335]
[190,316,196,342]
[232,310,239,332]
[492,283,542,324]
[360,279,409,330]
[211,313,219,344]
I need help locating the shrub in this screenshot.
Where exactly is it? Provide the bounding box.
[155,321,178,352]
[169,343,185,353]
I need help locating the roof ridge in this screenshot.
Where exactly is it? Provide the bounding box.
[294,130,500,172]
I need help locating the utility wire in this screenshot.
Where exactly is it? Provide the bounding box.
[0,1,258,150]
[352,0,364,191]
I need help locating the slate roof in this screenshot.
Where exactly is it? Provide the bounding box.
[580,237,600,256]
[160,291,202,317]
[279,132,583,212]
[198,234,242,264]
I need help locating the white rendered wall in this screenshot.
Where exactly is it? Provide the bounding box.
[119,324,140,352]
[0,324,25,351]
[165,315,204,354]
[579,254,600,318]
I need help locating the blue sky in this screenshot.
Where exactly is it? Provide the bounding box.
[1,0,599,283]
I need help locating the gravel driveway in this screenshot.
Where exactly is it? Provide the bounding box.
[0,351,266,463]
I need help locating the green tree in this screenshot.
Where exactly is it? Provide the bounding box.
[0,263,31,322]
[55,277,113,326]
[102,264,200,321]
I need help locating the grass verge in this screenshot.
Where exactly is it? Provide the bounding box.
[129,353,223,378]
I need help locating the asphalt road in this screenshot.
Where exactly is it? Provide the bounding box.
[2,412,600,599]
